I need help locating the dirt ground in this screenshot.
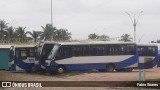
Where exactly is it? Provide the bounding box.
[1,68,160,90]
[1,68,160,81]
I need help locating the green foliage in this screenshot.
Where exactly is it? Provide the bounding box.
[88,33,110,41]
[54,29,72,41]
[0,20,8,40]
[119,34,133,42]
[157,40,160,43]
[26,31,42,42]
[41,24,56,41]
[0,20,72,43]
[41,24,72,41]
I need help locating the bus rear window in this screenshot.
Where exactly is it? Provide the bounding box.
[16,49,27,60]
[15,48,36,60]
[138,46,156,56]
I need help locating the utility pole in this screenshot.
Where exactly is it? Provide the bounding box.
[125,11,143,42]
[51,0,53,26]
[51,0,53,41]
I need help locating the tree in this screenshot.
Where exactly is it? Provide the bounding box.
[119,34,133,42]
[41,24,56,41]
[150,40,160,43]
[54,29,71,41]
[14,27,27,42]
[88,33,110,41]
[26,31,42,42]
[88,33,98,39]
[157,40,160,43]
[0,20,8,41]
[6,26,15,42]
[97,34,110,41]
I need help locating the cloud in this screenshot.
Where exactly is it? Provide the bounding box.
[0,0,160,42]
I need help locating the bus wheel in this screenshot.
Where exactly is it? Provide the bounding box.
[25,70,31,73]
[56,66,65,74]
[30,66,36,73]
[124,68,133,72]
[106,64,115,72]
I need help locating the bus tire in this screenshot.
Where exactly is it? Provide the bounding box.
[30,65,36,73]
[106,64,115,72]
[25,70,31,73]
[56,66,65,74]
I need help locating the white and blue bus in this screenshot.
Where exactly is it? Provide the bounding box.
[138,43,158,69]
[41,42,139,74]
[158,50,160,67]
[10,45,37,72]
[158,44,160,67]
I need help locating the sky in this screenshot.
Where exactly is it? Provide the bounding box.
[0,0,160,42]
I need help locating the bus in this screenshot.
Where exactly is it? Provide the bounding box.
[158,50,160,67]
[157,44,160,67]
[42,42,138,74]
[138,43,158,69]
[10,45,37,72]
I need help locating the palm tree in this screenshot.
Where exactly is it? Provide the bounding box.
[6,26,15,42]
[14,27,27,42]
[88,33,98,39]
[119,34,133,42]
[41,24,56,41]
[26,31,41,42]
[97,34,110,41]
[0,20,8,41]
[54,29,71,41]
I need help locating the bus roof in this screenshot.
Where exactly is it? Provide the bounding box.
[13,45,36,48]
[0,45,12,49]
[58,42,136,45]
[137,43,158,47]
[37,41,58,47]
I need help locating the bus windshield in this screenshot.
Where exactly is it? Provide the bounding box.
[48,44,60,60]
[38,44,55,62]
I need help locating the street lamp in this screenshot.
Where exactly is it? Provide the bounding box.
[125,11,143,42]
[51,0,53,26]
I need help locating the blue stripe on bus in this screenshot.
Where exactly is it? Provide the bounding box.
[11,64,16,71]
[11,60,29,71]
[49,55,138,71]
[138,57,158,69]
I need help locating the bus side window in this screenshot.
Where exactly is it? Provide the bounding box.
[147,47,156,56]
[28,48,35,57]
[120,45,125,55]
[55,45,72,60]
[138,47,146,56]
[127,45,135,55]
[89,45,97,56]
[82,45,89,56]
[73,45,83,56]
[55,48,63,60]
[21,50,27,59]
[97,45,106,56]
